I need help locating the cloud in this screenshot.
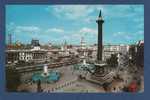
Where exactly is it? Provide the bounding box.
[113,32,124,37]
[6,22,18,35]
[79,27,97,35]
[6,5,144,44]
[113,32,133,40]
[103,5,144,19]
[46,5,144,25]
[46,28,64,33]
[133,17,144,23]
[47,5,91,20]
[46,27,98,44]
[133,17,144,30]
[137,23,144,30]
[125,35,132,40]
[46,5,104,20]
[14,26,40,33]
[137,30,144,35]
[112,31,143,44]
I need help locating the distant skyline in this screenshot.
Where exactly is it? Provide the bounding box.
[6,5,144,45]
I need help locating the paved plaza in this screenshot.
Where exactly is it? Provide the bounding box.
[18,65,107,92]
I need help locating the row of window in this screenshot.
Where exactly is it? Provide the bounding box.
[20,56,32,60]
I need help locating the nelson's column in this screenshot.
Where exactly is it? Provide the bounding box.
[96,10,104,61]
[88,10,114,85]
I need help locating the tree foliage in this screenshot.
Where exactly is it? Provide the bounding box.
[106,54,118,67]
[6,67,21,92]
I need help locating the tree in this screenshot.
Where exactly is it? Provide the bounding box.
[37,80,43,92]
[106,54,118,68]
[6,67,21,92]
[129,45,137,65]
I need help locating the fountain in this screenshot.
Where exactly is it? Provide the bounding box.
[42,64,49,77]
[74,37,95,77]
[32,64,60,83]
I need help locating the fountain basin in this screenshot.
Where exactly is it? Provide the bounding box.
[32,71,60,83]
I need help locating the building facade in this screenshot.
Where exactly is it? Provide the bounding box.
[6,49,48,64]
